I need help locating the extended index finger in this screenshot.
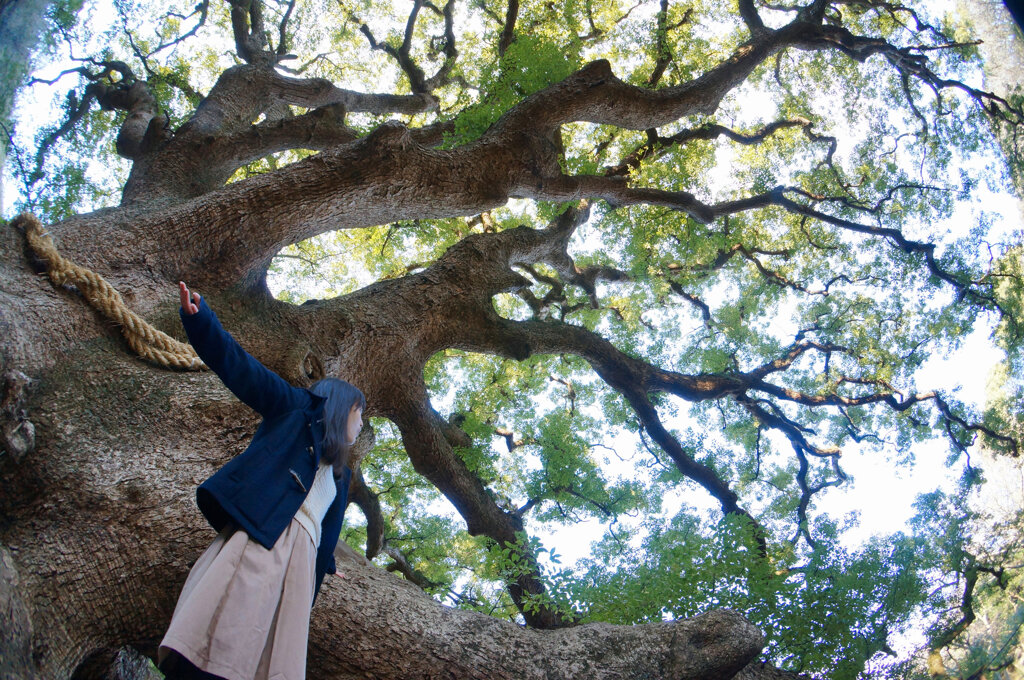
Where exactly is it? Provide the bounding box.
[179,281,192,311]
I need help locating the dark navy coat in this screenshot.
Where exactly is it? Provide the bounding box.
[180,297,352,602]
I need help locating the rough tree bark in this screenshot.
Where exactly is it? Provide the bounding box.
[0,215,786,678]
[0,0,1017,677]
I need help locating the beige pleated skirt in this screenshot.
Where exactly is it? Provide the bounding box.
[159,518,317,680]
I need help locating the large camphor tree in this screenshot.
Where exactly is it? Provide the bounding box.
[2,0,1023,677]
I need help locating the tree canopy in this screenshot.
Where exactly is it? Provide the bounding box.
[3,0,1024,677]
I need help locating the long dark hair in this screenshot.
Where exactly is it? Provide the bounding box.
[309,378,366,479]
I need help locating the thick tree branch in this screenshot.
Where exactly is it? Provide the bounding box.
[320,216,1020,553]
[116,10,1012,318]
[498,0,519,57]
[424,0,459,90]
[117,66,442,202]
[308,565,767,680]
[392,390,576,628]
[20,60,168,193]
[121,9,911,234]
[737,0,766,36]
[228,0,272,64]
[276,0,297,57]
[11,1,1024,676]
[528,179,1009,319]
[349,469,385,559]
[218,105,358,164]
[494,34,788,133]
[354,0,456,95]
[604,117,816,178]
[264,68,440,119]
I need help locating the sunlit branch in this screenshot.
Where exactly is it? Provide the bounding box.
[216,105,359,164]
[276,52,335,75]
[117,0,209,70]
[745,339,849,380]
[494,427,524,452]
[735,394,845,548]
[349,470,385,559]
[383,544,442,590]
[424,0,458,90]
[539,179,1006,317]
[549,375,577,415]
[737,0,766,36]
[276,0,298,56]
[391,393,576,628]
[266,69,437,114]
[604,118,818,178]
[666,281,714,328]
[578,0,646,44]
[498,0,519,57]
[353,0,455,95]
[228,0,271,64]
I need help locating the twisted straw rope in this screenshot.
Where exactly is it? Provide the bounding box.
[15,212,207,371]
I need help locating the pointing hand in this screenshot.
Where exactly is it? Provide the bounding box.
[179,281,200,315]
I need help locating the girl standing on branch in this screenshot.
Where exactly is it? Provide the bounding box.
[158,281,366,680]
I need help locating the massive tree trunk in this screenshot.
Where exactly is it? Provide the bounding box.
[0,216,774,678]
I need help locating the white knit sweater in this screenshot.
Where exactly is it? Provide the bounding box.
[294,461,338,548]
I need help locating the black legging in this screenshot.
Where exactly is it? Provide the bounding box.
[158,651,226,680]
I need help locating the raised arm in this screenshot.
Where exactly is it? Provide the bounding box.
[178,282,311,417]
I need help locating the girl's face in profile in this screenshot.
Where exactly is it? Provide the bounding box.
[345,405,363,445]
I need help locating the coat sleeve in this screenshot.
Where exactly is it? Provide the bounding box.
[180,296,311,417]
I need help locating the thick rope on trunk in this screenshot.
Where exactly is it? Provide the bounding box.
[14,212,207,371]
